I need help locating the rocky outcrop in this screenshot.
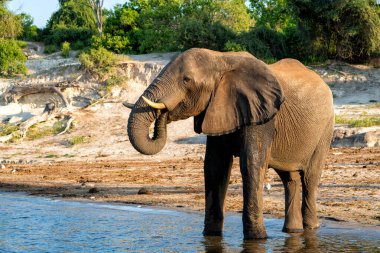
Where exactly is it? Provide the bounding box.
[333,126,380,147]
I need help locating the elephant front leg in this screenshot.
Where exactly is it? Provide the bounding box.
[203,136,233,236]
[240,124,274,240]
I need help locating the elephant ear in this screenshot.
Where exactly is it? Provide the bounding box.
[198,57,284,136]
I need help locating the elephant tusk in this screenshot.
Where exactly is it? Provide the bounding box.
[142,96,166,110]
[122,101,135,109]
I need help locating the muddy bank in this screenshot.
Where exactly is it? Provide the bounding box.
[0,147,378,227]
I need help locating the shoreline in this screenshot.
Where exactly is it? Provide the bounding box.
[1,147,378,227]
[1,187,379,232]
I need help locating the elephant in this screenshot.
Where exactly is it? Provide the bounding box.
[124,48,334,239]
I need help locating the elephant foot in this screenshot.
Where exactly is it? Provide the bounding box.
[303,218,320,230]
[282,219,304,234]
[303,223,320,230]
[244,229,267,240]
[203,229,222,237]
[203,220,223,236]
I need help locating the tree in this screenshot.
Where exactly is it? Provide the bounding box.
[44,0,97,49]
[287,0,380,61]
[0,1,26,76]
[0,38,27,76]
[88,0,104,34]
[179,0,237,51]
[96,3,139,53]
[46,0,96,30]
[249,0,295,31]
[0,1,22,38]
[18,13,38,41]
[134,0,183,53]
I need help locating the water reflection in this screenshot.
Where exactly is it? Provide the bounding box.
[282,231,320,253]
[203,228,379,253]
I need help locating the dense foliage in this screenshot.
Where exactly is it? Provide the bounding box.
[79,47,117,76]
[287,0,380,62]
[42,0,97,50]
[0,38,27,76]
[17,13,39,41]
[0,1,26,76]
[0,1,22,39]
[2,0,380,68]
[46,0,96,30]
[92,0,251,54]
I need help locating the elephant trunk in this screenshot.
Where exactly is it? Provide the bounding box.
[127,95,168,155]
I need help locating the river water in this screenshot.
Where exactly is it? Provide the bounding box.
[0,191,378,252]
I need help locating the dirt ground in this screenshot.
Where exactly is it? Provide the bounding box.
[0,146,378,227]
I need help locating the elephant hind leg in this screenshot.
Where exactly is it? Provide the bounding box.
[276,170,303,233]
[301,126,333,229]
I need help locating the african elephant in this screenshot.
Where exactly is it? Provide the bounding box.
[125,48,334,239]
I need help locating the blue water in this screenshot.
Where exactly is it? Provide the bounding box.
[0,191,379,252]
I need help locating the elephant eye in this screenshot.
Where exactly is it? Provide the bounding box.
[183,76,191,84]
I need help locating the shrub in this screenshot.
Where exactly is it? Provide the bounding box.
[79,47,117,76]
[179,19,234,51]
[240,26,286,61]
[43,27,94,49]
[18,13,39,41]
[0,123,19,136]
[0,39,27,76]
[26,120,66,140]
[61,41,70,58]
[68,135,86,146]
[91,34,132,54]
[44,44,57,54]
[288,0,380,62]
[71,40,85,50]
[224,40,246,52]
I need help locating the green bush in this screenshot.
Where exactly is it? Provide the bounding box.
[61,41,70,58]
[0,4,22,39]
[68,135,87,146]
[26,120,66,140]
[238,26,286,62]
[79,47,117,76]
[44,44,57,54]
[71,40,85,50]
[179,19,234,51]
[0,39,27,76]
[287,0,380,62]
[0,123,19,136]
[45,0,96,33]
[224,40,246,52]
[43,27,94,49]
[99,0,251,54]
[283,25,317,62]
[18,13,39,41]
[91,34,132,54]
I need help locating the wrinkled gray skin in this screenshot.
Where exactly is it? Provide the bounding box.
[127,48,334,239]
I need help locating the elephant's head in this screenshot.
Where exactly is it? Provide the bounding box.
[126,48,284,155]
